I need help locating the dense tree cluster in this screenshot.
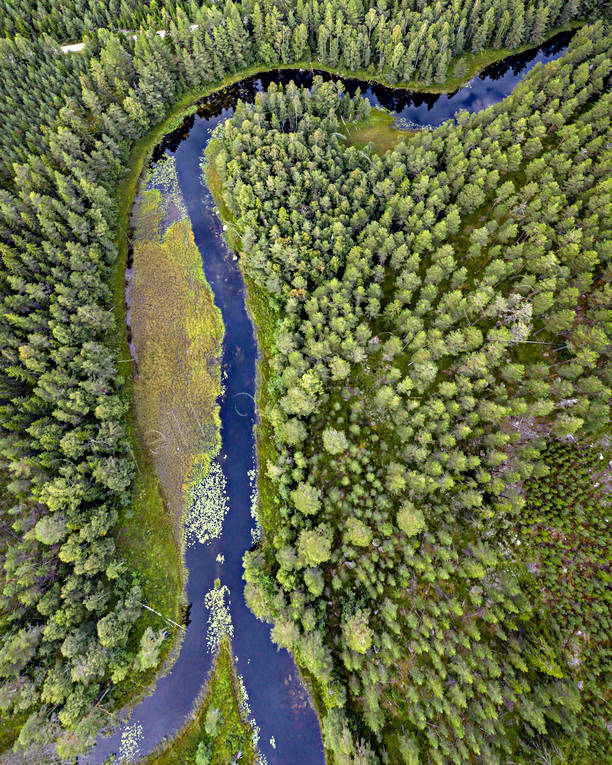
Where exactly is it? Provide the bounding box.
[3,0,598,53]
[517,442,611,756]
[214,24,611,762]
[0,0,600,179]
[0,0,607,758]
[0,35,91,180]
[0,0,189,41]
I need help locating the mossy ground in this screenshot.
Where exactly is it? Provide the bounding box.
[341,108,411,155]
[142,636,255,765]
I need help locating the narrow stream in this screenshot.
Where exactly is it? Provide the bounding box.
[87,29,575,764]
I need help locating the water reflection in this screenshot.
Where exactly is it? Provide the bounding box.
[91,28,575,764]
[154,28,576,158]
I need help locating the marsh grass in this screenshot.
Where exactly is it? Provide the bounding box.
[107,160,224,715]
[129,161,224,537]
[341,108,411,155]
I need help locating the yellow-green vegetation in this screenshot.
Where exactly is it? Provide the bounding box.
[130,158,223,528]
[143,636,255,765]
[109,156,224,713]
[106,74,259,713]
[341,109,410,155]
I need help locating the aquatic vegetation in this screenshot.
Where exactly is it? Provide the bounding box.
[130,159,223,531]
[236,673,267,765]
[204,582,234,654]
[119,723,144,762]
[147,155,188,232]
[249,457,262,544]
[186,462,230,547]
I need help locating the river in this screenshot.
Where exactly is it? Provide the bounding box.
[86,28,575,765]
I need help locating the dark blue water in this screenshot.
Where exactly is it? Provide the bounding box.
[87,28,574,765]
[176,116,323,764]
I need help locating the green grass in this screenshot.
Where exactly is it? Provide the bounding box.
[142,636,255,765]
[341,108,411,155]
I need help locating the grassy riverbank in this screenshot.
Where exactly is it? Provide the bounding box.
[142,636,255,765]
[107,136,225,715]
[65,19,582,755]
[341,109,409,155]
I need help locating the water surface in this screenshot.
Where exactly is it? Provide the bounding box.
[86,28,575,764]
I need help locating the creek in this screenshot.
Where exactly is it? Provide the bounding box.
[87,29,574,765]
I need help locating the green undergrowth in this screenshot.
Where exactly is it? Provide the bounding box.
[142,636,255,765]
[516,441,611,761]
[341,109,410,155]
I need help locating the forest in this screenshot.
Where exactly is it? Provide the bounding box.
[214,25,611,763]
[0,0,609,762]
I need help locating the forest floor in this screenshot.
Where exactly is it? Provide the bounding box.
[141,635,255,765]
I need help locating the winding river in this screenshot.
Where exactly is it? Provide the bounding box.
[87,29,575,765]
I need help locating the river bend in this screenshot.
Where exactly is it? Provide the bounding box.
[86,29,575,764]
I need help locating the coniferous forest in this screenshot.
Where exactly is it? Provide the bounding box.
[0,1,609,763]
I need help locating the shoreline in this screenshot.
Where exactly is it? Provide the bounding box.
[93,21,582,760]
